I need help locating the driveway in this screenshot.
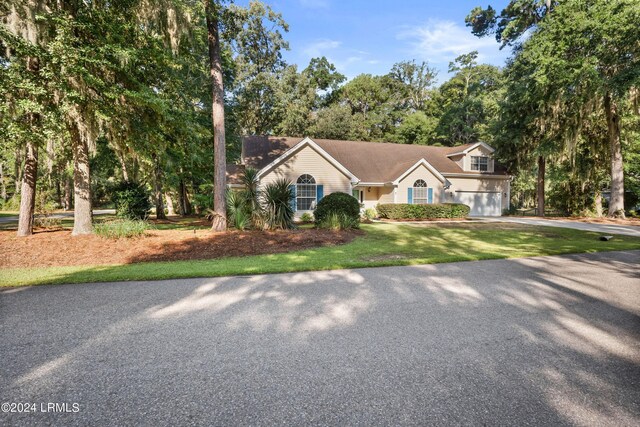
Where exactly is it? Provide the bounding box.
[1,251,639,425]
[479,216,640,237]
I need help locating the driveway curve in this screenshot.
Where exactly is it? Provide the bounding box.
[479,216,640,237]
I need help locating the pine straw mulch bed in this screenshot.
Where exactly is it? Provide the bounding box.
[0,228,361,268]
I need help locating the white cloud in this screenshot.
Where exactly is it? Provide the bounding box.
[302,39,342,57]
[397,19,506,67]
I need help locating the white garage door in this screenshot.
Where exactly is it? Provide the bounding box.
[454,191,502,217]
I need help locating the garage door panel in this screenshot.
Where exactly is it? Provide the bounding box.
[454,191,502,217]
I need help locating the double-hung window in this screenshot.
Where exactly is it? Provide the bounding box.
[413,179,428,204]
[471,156,488,172]
[296,174,316,210]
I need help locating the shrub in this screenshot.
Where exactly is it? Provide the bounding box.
[226,189,249,230]
[376,203,470,220]
[33,192,61,229]
[317,212,359,230]
[313,192,360,227]
[363,207,377,220]
[262,178,295,230]
[112,181,152,220]
[94,219,150,239]
[299,212,313,223]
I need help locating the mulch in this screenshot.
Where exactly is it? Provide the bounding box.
[0,228,360,268]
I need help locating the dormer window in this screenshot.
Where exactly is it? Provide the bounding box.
[471,156,488,172]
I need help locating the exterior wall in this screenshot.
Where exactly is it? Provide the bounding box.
[259,145,352,213]
[443,176,510,210]
[353,186,381,210]
[462,145,495,172]
[378,187,395,204]
[396,164,443,203]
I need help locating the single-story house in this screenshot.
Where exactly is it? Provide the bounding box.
[227,136,511,217]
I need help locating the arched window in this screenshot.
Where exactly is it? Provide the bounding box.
[413,179,429,204]
[296,174,317,210]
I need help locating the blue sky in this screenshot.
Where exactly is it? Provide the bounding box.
[238,0,511,83]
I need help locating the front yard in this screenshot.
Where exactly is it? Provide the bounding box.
[1,222,639,287]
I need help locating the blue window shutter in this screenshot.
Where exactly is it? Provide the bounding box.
[316,185,324,202]
[408,188,413,204]
[289,185,297,211]
[428,188,433,204]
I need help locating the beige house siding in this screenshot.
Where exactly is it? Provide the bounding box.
[443,177,509,208]
[396,164,444,203]
[259,145,352,212]
[378,187,395,204]
[463,145,495,172]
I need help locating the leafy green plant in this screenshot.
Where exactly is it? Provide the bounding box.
[226,190,249,230]
[241,167,264,229]
[314,192,360,227]
[363,207,377,220]
[112,181,152,220]
[376,203,470,219]
[299,212,313,223]
[317,212,360,230]
[262,178,295,230]
[94,219,150,239]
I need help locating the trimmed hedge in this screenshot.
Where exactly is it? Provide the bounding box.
[376,203,470,220]
[314,192,360,227]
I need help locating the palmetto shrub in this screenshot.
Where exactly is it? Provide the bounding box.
[226,189,250,230]
[262,178,295,230]
[314,192,360,228]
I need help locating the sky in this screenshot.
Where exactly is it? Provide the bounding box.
[237,0,511,83]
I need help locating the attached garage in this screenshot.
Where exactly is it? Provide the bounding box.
[454,191,502,217]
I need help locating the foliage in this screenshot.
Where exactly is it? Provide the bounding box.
[317,212,360,230]
[261,178,295,230]
[112,181,152,220]
[313,192,360,227]
[363,208,377,220]
[376,203,470,219]
[94,219,150,239]
[299,212,313,223]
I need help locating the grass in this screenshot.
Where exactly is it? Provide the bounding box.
[1,222,639,288]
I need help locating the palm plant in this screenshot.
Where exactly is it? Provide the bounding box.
[262,178,295,230]
[226,189,249,230]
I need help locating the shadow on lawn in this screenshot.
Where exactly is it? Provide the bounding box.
[1,249,639,424]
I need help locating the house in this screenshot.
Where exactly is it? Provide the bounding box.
[227,136,511,217]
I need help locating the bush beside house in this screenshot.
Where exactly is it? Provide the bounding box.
[314,192,360,229]
[377,203,470,220]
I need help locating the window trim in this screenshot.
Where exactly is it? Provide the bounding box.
[470,156,489,172]
[413,179,429,204]
[296,174,317,211]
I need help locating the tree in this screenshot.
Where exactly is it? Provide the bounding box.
[204,0,227,231]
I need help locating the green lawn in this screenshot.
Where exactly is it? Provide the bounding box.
[1,222,639,287]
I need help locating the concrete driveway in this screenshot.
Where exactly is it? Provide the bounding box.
[478,216,640,237]
[1,251,639,426]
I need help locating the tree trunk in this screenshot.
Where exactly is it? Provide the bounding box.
[604,92,625,218]
[14,147,23,194]
[178,179,191,215]
[205,0,227,231]
[0,161,6,201]
[64,169,72,211]
[594,190,603,217]
[165,193,175,216]
[70,121,93,235]
[536,155,545,217]
[153,153,166,220]
[17,141,38,237]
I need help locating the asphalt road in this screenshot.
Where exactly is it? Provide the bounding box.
[1,251,639,426]
[0,209,115,224]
